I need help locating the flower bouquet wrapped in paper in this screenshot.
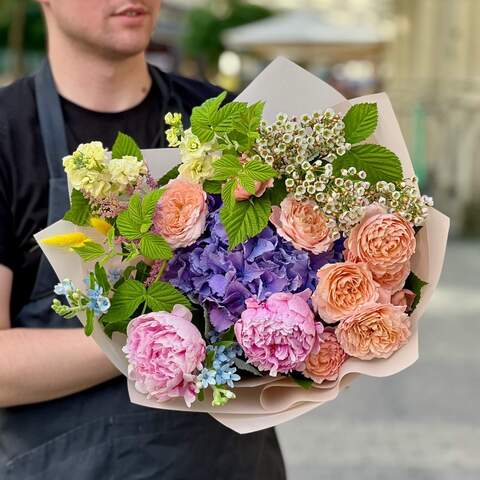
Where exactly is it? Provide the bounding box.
[36,58,449,434]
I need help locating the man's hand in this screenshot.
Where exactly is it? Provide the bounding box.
[0,264,120,407]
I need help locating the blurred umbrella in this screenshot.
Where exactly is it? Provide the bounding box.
[222,10,388,64]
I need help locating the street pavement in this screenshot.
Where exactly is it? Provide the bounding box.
[277,239,480,480]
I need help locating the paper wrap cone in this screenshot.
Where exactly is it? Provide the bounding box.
[35,58,449,434]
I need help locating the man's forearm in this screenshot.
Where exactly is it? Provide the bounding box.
[0,327,120,407]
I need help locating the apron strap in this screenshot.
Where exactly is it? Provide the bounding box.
[34,60,70,182]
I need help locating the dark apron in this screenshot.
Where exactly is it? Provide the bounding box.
[0,61,286,480]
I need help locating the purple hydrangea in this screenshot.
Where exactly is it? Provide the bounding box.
[164,196,343,332]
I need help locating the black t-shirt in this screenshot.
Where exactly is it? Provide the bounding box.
[0,67,226,319]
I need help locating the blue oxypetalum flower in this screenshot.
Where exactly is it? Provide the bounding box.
[54,279,75,296]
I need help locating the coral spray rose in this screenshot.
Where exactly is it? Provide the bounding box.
[234,290,323,376]
[270,196,333,254]
[123,305,206,407]
[335,303,411,360]
[304,329,348,383]
[153,178,207,249]
[312,262,380,324]
[345,204,416,290]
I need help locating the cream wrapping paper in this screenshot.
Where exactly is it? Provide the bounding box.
[35,57,449,434]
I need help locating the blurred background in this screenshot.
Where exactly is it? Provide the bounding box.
[0,0,478,478]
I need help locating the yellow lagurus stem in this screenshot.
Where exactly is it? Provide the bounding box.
[89,217,112,236]
[42,232,90,248]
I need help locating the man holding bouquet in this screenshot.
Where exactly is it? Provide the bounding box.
[0,1,285,478]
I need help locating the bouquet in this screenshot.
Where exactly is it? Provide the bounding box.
[36,58,449,433]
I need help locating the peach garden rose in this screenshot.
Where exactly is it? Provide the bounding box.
[304,329,348,383]
[336,302,412,360]
[344,204,416,289]
[269,196,333,254]
[312,261,380,324]
[153,178,207,249]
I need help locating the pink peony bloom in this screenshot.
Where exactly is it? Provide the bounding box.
[344,204,416,289]
[312,262,380,324]
[123,305,206,407]
[304,329,349,383]
[234,178,274,201]
[234,290,323,376]
[391,288,416,311]
[270,196,333,254]
[336,302,411,360]
[153,178,207,249]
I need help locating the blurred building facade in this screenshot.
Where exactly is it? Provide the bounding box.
[385,0,480,235]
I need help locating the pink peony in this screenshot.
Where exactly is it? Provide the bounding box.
[312,262,380,324]
[336,302,411,360]
[344,204,416,289]
[304,329,349,383]
[234,290,323,376]
[270,196,333,254]
[153,178,207,249]
[234,178,274,201]
[123,304,206,407]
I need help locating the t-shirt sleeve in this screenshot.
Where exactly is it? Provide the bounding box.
[0,122,15,270]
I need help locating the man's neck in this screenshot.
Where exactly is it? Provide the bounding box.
[48,41,152,113]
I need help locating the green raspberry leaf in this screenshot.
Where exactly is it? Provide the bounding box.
[332,144,403,184]
[111,132,143,160]
[100,279,146,325]
[157,165,179,187]
[203,180,223,194]
[221,179,237,212]
[244,160,277,181]
[404,272,428,311]
[72,241,105,262]
[220,195,271,250]
[343,103,378,144]
[145,281,192,312]
[142,188,164,220]
[94,262,110,295]
[191,91,227,143]
[139,233,173,260]
[64,189,91,226]
[238,173,256,195]
[212,154,242,181]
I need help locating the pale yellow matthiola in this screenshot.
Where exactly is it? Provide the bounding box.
[108,156,148,192]
[177,129,219,183]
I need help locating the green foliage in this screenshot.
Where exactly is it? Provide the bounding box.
[230,101,265,150]
[85,309,94,336]
[111,132,143,160]
[145,282,192,311]
[233,358,262,376]
[343,103,378,144]
[404,272,428,311]
[290,374,314,390]
[116,190,171,259]
[94,262,110,294]
[221,178,237,212]
[139,233,172,260]
[212,153,243,180]
[191,92,249,143]
[157,165,179,187]
[220,195,271,250]
[63,189,91,226]
[332,144,403,184]
[268,178,288,206]
[101,278,191,335]
[203,180,223,194]
[72,241,105,262]
[244,159,277,181]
